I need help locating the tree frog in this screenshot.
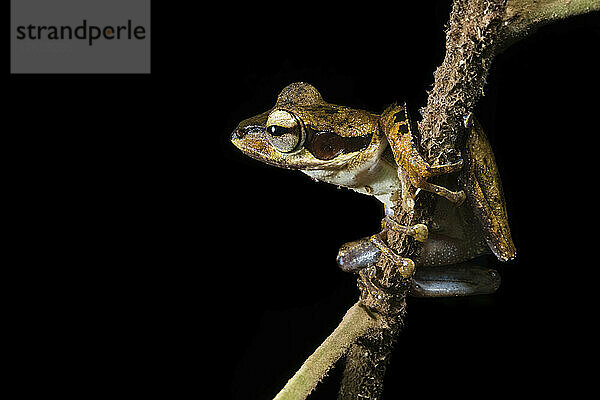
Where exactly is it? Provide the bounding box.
[231,82,516,297]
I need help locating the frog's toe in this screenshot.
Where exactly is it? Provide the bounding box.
[397,257,415,278]
[454,190,466,206]
[411,224,429,242]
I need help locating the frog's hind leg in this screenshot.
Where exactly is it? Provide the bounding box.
[337,238,501,297]
[369,232,415,278]
[336,218,427,274]
[410,264,501,297]
[336,237,381,273]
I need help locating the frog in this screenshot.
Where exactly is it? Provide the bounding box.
[231,82,516,297]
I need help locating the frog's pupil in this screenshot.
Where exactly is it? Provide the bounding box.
[268,125,290,137]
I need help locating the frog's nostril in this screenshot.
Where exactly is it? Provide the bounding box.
[231,127,245,141]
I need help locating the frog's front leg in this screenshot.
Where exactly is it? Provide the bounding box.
[381,103,466,211]
[415,160,466,204]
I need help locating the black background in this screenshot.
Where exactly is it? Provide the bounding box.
[7,1,599,399]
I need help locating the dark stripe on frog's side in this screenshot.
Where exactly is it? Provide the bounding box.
[304,125,372,161]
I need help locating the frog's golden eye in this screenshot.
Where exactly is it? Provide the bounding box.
[265,110,303,153]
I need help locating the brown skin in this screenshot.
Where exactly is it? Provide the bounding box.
[231,82,383,172]
[232,82,515,284]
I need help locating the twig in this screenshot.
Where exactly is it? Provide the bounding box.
[273,302,385,400]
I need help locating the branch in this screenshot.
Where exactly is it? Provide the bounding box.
[272,302,386,400]
[418,0,600,166]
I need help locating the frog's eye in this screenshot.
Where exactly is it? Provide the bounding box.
[265,110,303,153]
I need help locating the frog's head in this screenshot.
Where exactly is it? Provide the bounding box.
[231,82,386,172]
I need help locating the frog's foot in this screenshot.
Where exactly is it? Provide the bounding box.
[420,159,466,205]
[369,232,415,278]
[382,216,428,243]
